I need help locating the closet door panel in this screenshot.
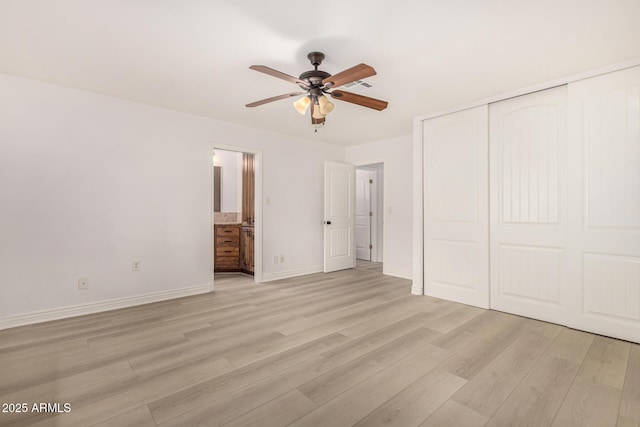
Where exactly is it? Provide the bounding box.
[489,86,568,324]
[423,105,489,308]
[568,65,640,343]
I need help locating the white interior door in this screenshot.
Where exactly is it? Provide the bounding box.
[489,86,568,325]
[423,105,489,308]
[355,169,372,261]
[567,65,640,343]
[324,161,356,273]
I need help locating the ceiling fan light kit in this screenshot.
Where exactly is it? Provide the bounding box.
[312,105,326,120]
[318,95,334,115]
[293,96,311,114]
[246,52,388,129]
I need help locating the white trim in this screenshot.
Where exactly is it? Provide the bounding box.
[261,266,324,282]
[0,284,210,330]
[355,163,384,264]
[211,143,263,287]
[383,267,412,280]
[352,160,385,265]
[352,158,386,167]
[369,169,379,263]
[412,118,424,295]
[414,58,640,123]
[210,147,216,291]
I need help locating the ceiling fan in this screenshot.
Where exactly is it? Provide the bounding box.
[245,52,388,129]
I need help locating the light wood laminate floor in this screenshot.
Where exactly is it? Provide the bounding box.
[1,268,638,426]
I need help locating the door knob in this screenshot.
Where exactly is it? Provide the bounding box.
[324,221,332,225]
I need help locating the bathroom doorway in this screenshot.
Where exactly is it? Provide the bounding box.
[211,145,262,290]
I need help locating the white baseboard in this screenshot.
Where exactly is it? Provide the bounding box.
[382,267,412,280]
[0,283,210,331]
[411,285,424,295]
[261,265,324,282]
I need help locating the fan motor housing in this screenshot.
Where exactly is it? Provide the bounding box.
[299,70,331,87]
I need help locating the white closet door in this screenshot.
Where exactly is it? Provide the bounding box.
[423,105,489,308]
[567,66,640,343]
[489,86,568,325]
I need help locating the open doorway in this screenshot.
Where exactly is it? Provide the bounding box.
[355,163,384,272]
[211,145,262,289]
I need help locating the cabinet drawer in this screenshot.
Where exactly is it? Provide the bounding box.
[216,247,239,257]
[216,236,239,246]
[215,256,239,268]
[216,226,240,237]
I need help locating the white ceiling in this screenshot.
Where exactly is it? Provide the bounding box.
[1,0,639,146]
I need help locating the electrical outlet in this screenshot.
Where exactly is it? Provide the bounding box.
[78,277,89,290]
[279,254,285,263]
[132,260,141,272]
[274,256,278,264]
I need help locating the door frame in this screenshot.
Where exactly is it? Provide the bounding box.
[353,160,385,266]
[355,163,384,263]
[211,143,263,291]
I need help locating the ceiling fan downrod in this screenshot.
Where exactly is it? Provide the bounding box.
[307,52,325,70]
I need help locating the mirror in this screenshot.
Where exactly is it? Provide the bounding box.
[214,166,221,212]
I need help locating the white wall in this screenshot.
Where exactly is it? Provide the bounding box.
[0,74,344,325]
[213,149,242,212]
[346,135,413,279]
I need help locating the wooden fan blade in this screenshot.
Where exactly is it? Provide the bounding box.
[330,90,388,111]
[249,65,305,85]
[246,92,304,108]
[310,104,325,125]
[322,64,376,88]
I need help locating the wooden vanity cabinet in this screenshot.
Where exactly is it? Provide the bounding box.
[214,224,240,271]
[240,226,254,275]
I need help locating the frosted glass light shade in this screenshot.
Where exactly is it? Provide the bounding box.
[293,96,311,114]
[312,106,326,119]
[318,95,334,114]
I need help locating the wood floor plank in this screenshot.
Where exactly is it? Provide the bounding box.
[439,314,524,380]
[430,309,515,352]
[0,335,189,395]
[321,312,443,361]
[147,333,351,424]
[288,344,449,427]
[0,264,635,427]
[221,389,316,427]
[91,405,156,427]
[451,328,559,417]
[272,297,389,336]
[297,327,441,405]
[551,376,622,427]
[128,328,284,373]
[353,369,466,426]
[153,354,337,426]
[485,355,579,427]
[620,344,640,423]
[339,298,459,339]
[0,319,113,351]
[617,415,639,427]
[545,327,595,364]
[420,400,489,427]
[426,305,486,334]
[31,357,233,427]
[0,361,134,426]
[577,335,631,390]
